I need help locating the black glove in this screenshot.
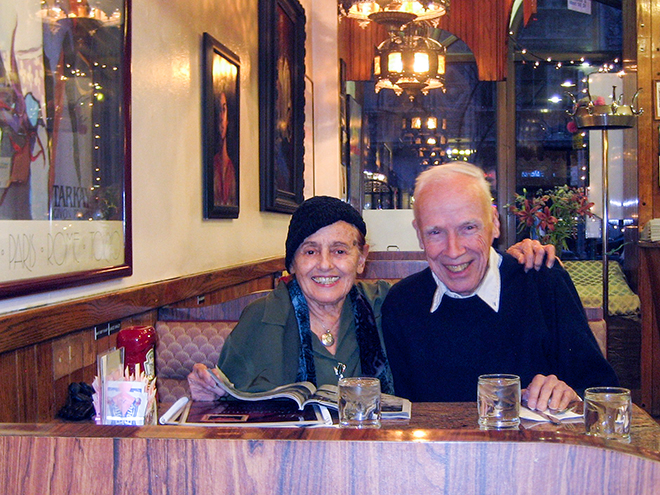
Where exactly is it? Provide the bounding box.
[57,382,96,421]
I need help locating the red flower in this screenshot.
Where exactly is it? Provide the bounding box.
[513,199,540,227]
[576,196,594,217]
[566,121,578,134]
[536,207,558,231]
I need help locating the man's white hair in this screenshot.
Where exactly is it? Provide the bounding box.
[413,161,493,219]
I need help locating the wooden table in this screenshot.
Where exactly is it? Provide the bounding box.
[1,402,659,494]
[394,402,660,452]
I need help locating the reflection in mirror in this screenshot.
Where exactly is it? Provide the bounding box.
[342,30,496,211]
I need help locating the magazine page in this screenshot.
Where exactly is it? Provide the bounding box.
[302,384,339,409]
[381,393,412,420]
[178,399,332,427]
[210,367,410,419]
[209,367,317,408]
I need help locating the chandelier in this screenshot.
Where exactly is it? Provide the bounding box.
[339,0,449,29]
[401,112,446,166]
[373,28,446,99]
[38,0,121,26]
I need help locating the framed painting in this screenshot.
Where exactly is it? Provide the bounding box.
[202,33,240,219]
[258,0,306,213]
[0,0,132,299]
[347,96,363,210]
[303,75,315,198]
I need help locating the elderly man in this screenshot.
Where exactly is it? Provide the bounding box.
[381,162,618,411]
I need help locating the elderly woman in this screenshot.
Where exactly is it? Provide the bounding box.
[188,196,553,400]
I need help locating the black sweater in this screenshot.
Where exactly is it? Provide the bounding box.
[381,254,619,402]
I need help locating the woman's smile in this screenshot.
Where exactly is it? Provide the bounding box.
[312,276,340,285]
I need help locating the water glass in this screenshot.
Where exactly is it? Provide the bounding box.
[338,377,381,428]
[477,374,521,430]
[584,387,632,442]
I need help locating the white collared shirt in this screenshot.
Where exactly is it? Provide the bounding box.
[430,247,502,313]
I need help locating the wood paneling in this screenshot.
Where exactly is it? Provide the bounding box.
[0,257,283,356]
[640,244,660,415]
[0,352,18,423]
[338,18,388,81]
[0,436,113,494]
[636,0,654,226]
[15,345,36,423]
[0,403,658,494]
[437,0,516,81]
[0,258,284,423]
[35,341,55,421]
[635,0,660,417]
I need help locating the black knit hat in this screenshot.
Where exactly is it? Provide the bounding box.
[285,196,367,271]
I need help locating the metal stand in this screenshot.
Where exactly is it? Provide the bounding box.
[601,129,609,316]
[569,86,641,321]
[575,115,636,319]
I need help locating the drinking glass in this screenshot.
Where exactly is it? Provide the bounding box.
[338,377,381,428]
[477,374,521,430]
[584,387,632,442]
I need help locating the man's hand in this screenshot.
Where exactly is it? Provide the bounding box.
[522,374,579,412]
[187,363,227,401]
[507,239,556,272]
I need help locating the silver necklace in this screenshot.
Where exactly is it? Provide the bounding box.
[319,321,335,347]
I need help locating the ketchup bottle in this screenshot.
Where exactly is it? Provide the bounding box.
[117,325,157,379]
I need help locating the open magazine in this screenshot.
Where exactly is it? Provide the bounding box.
[161,397,332,427]
[207,367,411,420]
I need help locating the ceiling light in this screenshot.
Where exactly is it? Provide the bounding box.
[373,28,446,99]
[38,0,121,25]
[339,0,449,29]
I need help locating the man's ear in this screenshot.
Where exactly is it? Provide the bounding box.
[413,219,425,250]
[491,205,501,239]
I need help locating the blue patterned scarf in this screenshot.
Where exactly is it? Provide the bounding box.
[286,277,393,394]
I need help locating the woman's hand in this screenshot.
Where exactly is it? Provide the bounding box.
[506,239,557,272]
[187,363,227,401]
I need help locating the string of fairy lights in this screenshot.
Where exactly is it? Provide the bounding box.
[47,10,122,220]
[509,34,621,74]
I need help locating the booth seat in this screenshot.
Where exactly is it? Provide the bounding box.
[154,257,627,401]
[562,260,641,317]
[563,260,642,391]
[155,291,270,402]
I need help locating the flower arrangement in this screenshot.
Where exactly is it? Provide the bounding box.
[508,185,594,255]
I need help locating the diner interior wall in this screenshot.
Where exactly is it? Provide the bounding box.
[0,0,340,315]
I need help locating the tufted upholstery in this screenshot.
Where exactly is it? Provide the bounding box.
[154,290,273,402]
[563,260,640,316]
[155,321,236,402]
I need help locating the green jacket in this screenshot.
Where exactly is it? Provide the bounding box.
[218,279,391,392]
